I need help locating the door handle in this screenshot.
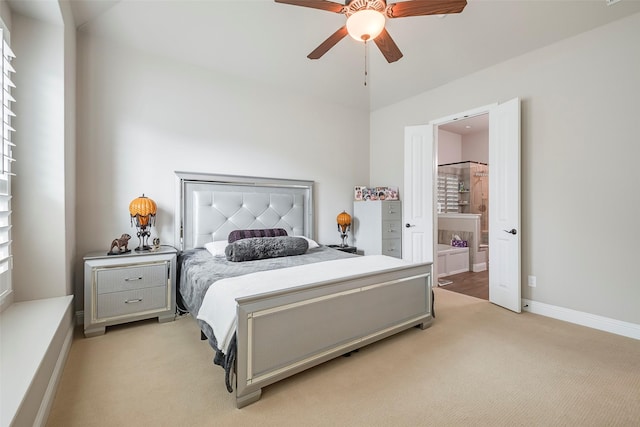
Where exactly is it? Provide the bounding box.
[405,223,415,228]
[503,229,517,235]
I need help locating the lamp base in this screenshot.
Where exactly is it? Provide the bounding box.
[135,229,152,252]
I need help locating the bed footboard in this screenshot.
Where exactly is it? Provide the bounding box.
[234,262,432,408]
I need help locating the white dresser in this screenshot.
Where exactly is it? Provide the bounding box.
[353,200,402,258]
[83,246,177,337]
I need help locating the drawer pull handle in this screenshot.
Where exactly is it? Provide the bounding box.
[125,298,143,304]
[125,277,143,281]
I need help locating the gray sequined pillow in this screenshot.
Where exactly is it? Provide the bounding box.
[225,236,309,262]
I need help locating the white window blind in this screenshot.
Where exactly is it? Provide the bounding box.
[437,173,459,213]
[0,27,15,305]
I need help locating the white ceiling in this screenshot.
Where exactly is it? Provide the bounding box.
[10,0,640,112]
[439,113,488,136]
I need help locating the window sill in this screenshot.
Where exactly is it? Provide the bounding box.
[0,295,74,427]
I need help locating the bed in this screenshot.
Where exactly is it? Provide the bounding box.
[175,171,433,408]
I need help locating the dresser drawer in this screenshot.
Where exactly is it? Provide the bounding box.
[97,286,168,320]
[382,201,401,220]
[96,262,168,294]
[382,238,402,258]
[382,220,402,239]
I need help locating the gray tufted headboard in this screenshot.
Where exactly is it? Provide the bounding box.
[175,172,314,250]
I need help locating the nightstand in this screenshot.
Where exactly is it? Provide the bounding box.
[327,244,358,254]
[83,246,177,337]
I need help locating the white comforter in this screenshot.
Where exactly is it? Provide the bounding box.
[196,255,410,354]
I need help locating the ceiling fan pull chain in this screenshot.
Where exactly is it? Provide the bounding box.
[364,40,368,86]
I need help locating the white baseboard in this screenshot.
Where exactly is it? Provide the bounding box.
[472,262,487,272]
[522,298,640,340]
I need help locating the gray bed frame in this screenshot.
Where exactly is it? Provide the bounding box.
[175,171,433,408]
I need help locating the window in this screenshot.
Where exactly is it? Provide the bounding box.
[0,27,15,309]
[437,173,460,213]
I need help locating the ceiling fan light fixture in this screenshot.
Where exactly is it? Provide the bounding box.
[346,9,385,42]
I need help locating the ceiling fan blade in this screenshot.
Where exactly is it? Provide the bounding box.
[308,26,348,59]
[274,0,345,14]
[373,28,403,63]
[386,0,467,18]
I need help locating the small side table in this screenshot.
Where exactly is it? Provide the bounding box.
[83,246,177,337]
[327,244,358,254]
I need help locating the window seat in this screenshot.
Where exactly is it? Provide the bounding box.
[0,295,74,427]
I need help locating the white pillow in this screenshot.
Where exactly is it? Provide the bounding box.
[204,240,228,257]
[294,235,320,249]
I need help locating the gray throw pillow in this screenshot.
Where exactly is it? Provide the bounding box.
[225,236,309,262]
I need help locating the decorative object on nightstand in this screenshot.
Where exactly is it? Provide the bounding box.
[83,246,177,337]
[129,194,157,251]
[337,210,352,247]
[107,233,131,255]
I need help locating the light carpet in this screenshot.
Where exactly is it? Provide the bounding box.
[46,288,640,426]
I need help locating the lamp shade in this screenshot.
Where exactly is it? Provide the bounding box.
[346,9,385,41]
[129,194,157,226]
[337,211,352,233]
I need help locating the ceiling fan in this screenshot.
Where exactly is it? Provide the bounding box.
[275,0,467,63]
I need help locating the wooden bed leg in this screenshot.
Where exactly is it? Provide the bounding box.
[236,389,262,409]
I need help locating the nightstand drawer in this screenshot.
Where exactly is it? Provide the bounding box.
[96,262,168,294]
[382,220,402,239]
[97,286,168,319]
[382,238,401,258]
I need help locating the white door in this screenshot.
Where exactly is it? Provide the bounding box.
[403,125,434,264]
[489,98,521,312]
[404,98,521,312]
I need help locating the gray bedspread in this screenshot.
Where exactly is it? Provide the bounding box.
[177,245,358,391]
[179,245,356,316]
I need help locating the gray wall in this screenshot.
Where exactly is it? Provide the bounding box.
[11,9,76,302]
[370,13,640,325]
[75,34,370,311]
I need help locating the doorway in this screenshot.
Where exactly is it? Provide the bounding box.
[436,114,489,300]
[403,98,521,313]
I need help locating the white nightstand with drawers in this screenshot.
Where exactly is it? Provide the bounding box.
[83,246,177,337]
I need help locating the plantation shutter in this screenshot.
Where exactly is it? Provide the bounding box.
[0,28,15,303]
[437,173,459,213]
